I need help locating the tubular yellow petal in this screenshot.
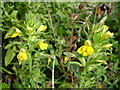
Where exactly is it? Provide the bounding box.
[84,40,91,46]
[77,46,84,54]
[27,27,33,31]
[96,60,107,64]
[37,25,47,32]
[17,48,27,61]
[104,31,114,39]
[87,46,94,55]
[83,52,88,56]
[16,28,22,35]
[39,43,48,50]
[48,58,52,65]
[37,40,44,45]
[82,45,87,52]
[102,25,109,30]
[64,57,69,64]
[11,32,19,38]
[102,44,113,48]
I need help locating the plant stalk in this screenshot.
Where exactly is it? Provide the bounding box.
[52,59,55,89]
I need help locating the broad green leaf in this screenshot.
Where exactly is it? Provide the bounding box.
[5,48,16,66]
[77,57,86,66]
[63,52,76,58]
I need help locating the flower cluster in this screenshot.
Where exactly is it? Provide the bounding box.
[77,40,94,56]
[17,48,27,61]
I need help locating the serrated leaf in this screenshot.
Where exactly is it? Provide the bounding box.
[5,48,15,66]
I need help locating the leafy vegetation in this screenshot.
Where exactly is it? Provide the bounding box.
[1,2,120,89]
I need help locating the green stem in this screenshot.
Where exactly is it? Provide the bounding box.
[28,33,33,73]
[29,50,32,73]
[52,59,55,88]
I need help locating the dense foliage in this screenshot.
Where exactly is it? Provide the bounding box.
[1,2,120,89]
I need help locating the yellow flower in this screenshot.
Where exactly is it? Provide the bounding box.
[77,46,84,54]
[11,28,22,38]
[17,48,27,61]
[87,46,94,54]
[77,45,94,56]
[102,25,109,31]
[64,57,69,64]
[84,40,91,46]
[48,58,52,65]
[39,43,48,50]
[37,40,44,45]
[96,60,107,64]
[37,25,47,32]
[102,44,113,48]
[104,31,114,39]
[37,40,48,50]
[27,27,33,31]
[11,32,19,38]
[83,52,89,56]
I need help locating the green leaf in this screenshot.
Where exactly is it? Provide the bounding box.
[58,81,73,88]
[11,10,18,19]
[5,44,13,49]
[1,83,10,88]
[71,64,80,77]
[4,27,15,39]
[40,53,56,59]
[12,83,23,88]
[5,48,16,66]
[77,57,86,66]
[12,66,18,75]
[1,67,14,74]
[68,61,83,67]
[63,52,76,58]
